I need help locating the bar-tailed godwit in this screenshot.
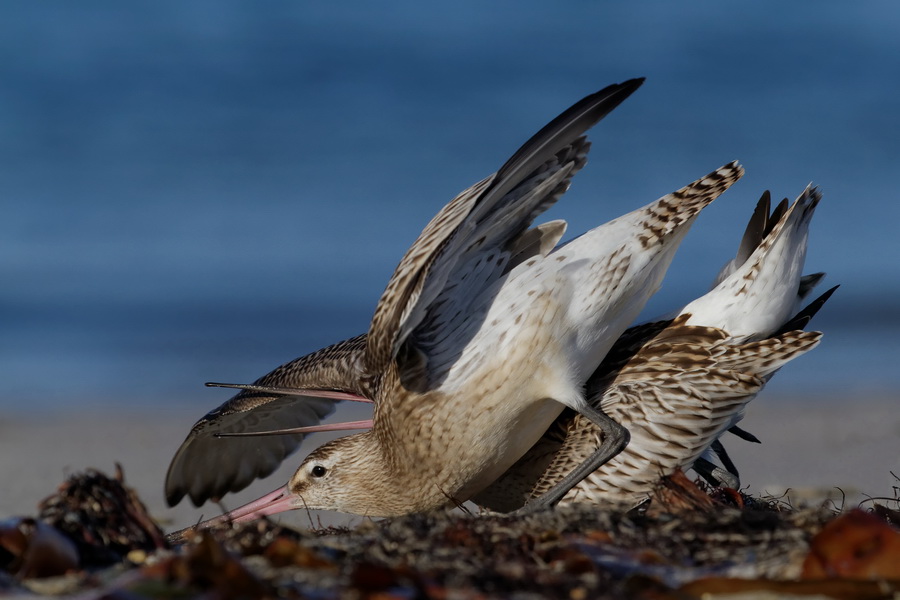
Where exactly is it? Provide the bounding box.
[474,186,833,511]
[166,79,745,525]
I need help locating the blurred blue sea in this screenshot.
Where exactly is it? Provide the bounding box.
[2,1,898,413]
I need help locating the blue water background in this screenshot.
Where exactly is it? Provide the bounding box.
[2,1,898,413]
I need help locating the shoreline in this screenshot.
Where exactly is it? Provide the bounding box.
[2,394,896,532]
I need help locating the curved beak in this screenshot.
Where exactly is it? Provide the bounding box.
[167,484,301,544]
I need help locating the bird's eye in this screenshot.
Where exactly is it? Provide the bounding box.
[311,465,327,478]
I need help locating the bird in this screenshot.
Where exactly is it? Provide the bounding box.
[472,186,835,511]
[184,189,834,514]
[165,78,746,528]
[168,189,833,530]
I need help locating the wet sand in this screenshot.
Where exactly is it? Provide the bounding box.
[1,393,897,532]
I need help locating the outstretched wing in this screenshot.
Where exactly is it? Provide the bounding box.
[364,79,645,380]
[165,335,370,507]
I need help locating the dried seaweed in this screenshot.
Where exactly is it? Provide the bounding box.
[2,467,899,599]
[37,465,167,566]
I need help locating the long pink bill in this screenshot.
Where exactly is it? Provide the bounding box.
[205,382,374,403]
[215,419,373,438]
[167,484,300,544]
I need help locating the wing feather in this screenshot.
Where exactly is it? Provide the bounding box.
[365,79,645,374]
[165,335,370,506]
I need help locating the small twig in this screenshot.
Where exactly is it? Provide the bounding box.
[438,484,471,515]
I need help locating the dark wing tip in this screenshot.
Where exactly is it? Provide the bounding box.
[774,284,839,336]
[798,272,826,301]
[727,425,762,444]
[164,448,190,506]
[165,488,184,507]
[495,77,645,182]
[735,190,771,265]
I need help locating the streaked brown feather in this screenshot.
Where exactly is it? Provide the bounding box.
[165,335,371,507]
[365,80,645,375]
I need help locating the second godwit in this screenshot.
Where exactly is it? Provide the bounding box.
[473,186,834,511]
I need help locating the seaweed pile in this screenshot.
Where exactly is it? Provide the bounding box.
[2,467,899,598]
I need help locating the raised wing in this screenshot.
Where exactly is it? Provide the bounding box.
[711,190,789,287]
[364,79,645,377]
[682,185,822,338]
[165,335,371,507]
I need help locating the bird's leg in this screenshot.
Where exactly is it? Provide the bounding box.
[693,458,739,490]
[709,439,740,482]
[516,405,629,513]
[693,439,741,489]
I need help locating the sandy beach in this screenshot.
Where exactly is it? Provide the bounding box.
[1,393,897,533]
